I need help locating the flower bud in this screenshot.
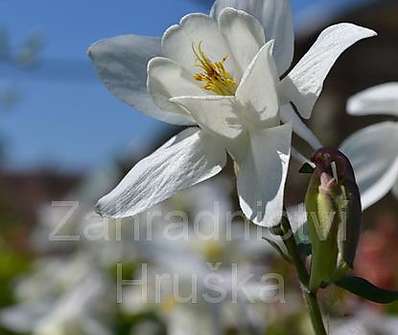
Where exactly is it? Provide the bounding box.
[305,148,362,291]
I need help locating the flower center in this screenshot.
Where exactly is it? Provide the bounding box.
[192,42,237,96]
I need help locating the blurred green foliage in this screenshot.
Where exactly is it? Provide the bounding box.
[0,242,30,335]
[267,313,312,335]
[0,246,30,308]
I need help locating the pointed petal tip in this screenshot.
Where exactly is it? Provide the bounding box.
[86,38,106,60]
[283,22,377,119]
[334,22,377,38]
[93,128,227,220]
[86,42,98,60]
[366,27,378,37]
[94,197,109,218]
[86,46,93,59]
[95,193,132,220]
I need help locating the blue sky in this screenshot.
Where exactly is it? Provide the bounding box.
[1,0,365,172]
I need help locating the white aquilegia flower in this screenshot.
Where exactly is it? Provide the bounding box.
[88,0,375,226]
[341,83,398,209]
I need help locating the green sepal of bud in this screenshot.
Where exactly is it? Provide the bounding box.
[304,148,362,291]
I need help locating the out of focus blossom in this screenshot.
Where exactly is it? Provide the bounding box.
[342,83,398,209]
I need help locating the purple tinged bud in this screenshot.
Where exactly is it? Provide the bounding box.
[305,148,362,290]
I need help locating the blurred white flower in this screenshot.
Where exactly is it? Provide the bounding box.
[89,0,374,227]
[14,255,93,302]
[121,260,274,335]
[167,304,219,335]
[0,266,112,335]
[32,162,121,253]
[32,275,112,335]
[333,309,398,335]
[117,177,278,334]
[341,83,398,209]
[0,163,122,335]
[2,163,278,334]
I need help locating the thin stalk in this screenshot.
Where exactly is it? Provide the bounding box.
[275,216,327,335]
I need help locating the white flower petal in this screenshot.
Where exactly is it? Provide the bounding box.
[147,57,203,120]
[210,0,294,75]
[236,41,279,127]
[347,83,398,116]
[340,122,398,210]
[96,128,227,218]
[235,124,292,227]
[282,23,376,119]
[0,302,48,333]
[88,35,192,125]
[162,13,239,77]
[218,8,265,74]
[171,96,243,139]
[280,104,322,150]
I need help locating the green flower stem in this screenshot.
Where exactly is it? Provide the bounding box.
[276,216,327,335]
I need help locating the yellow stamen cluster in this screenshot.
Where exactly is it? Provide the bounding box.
[192,42,237,96]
